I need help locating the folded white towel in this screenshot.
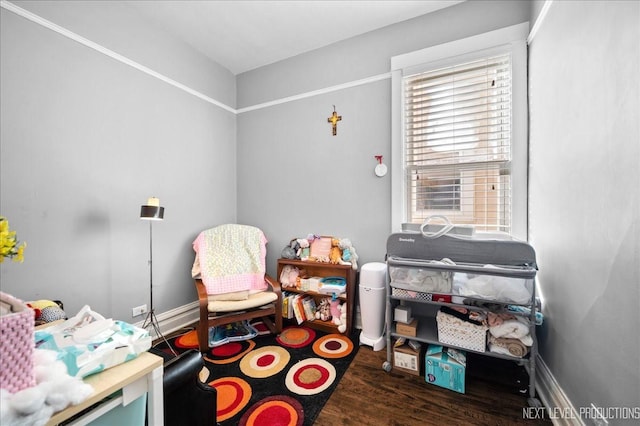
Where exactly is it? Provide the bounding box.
[489,317,530,341]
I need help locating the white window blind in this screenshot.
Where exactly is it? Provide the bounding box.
[403,54,513,233]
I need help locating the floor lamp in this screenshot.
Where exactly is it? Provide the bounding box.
[140,197,176,356]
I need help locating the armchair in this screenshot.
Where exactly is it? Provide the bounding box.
[192,224,282,352]
[148,348,217,426]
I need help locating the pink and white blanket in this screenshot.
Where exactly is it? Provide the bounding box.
[192,224,268,295]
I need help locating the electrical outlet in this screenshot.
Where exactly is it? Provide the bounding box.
[132,304,148,317]
[590,404,608,426]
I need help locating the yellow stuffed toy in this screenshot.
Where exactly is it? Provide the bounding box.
[329,238,343,264]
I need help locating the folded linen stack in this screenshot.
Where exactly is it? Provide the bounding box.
[486,312,532,358]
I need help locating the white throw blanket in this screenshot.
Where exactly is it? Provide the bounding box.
[453,266,532,304]
[0,349,93,426]
[488,316,533,346]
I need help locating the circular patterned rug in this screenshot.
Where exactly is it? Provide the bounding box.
[204,339,256,365]
[239,395,304,426]
[312,333,354,358]
[210,376,253,422]
[276,326,316,348]
[161,324,359,426]
[240,345,290,379]
[285,358,336,396]
[174,329,200,349]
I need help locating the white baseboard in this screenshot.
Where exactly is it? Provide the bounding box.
[535,354,584,426]
[134,302,200,338]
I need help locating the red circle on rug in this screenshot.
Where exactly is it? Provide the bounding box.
[312,333,354,358]
[239,395,303,426]
[240,346,290,379]
[205,339,256,365]
[257,354,275,367]
[276,326,316,348]
[210,376,252,421]
[285,358,336,395]
[214,342,244,357]
[174,330,200,349]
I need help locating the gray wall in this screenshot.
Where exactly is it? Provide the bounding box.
[3,0,638,416]
[529,0,640,416]
[0,1,237,321]
[237,0,530,276]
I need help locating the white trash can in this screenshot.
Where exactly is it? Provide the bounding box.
[358,262,387,351]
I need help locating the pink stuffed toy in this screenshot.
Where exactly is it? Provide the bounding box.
[329,297,347,333]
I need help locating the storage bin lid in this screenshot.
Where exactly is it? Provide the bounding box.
[360,262,387,288]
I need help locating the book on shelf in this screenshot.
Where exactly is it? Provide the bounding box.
[292,295,305,324]
[302,297,317,321]
[282,294,290,318]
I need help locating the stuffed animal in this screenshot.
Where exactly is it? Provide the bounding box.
[338,238,359,270]
[281,239,299,259]
[279,265,300,289]
[296,238,310,261]
[315,298,332,322]
[329,238,343,264]
[27,300,66,325]
[330,297,347,334]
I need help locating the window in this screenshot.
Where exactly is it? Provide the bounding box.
[391,23,528,239]
[405,54,512,231]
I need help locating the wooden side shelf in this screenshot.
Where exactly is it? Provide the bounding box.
[277,258,356,335]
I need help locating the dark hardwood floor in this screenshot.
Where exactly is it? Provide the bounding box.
[316,345,551,426]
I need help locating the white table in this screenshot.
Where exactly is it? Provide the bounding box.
[45,351,164,425]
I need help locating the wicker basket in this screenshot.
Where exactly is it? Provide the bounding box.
[436,310,487,353]
[0,291,36,393]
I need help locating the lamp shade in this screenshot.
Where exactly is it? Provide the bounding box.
[140,198,165,220]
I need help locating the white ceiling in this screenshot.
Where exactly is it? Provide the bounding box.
[124,1,464,75]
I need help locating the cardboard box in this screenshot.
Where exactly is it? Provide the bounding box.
[394,306,413,323]
[395,318,418,337]
[425,344,467,394]
[393,343,422,376]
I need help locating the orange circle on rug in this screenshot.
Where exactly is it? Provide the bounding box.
[285,358,336,396]
[276,326,316,348]
[240,346,290,379]
[204,339,256,365]
[239,395,303,426]
[312,333,354,358]
[210,376,252,422]
[174,330,199,349]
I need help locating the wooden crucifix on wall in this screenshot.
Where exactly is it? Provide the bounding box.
[327,105,342,136]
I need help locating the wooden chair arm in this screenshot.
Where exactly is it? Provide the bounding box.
[265,273,281,298]
[195,279,208,307]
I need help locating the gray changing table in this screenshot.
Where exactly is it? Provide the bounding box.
[383,230,542,407]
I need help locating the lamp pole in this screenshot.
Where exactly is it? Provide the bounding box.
[140,199,176,356]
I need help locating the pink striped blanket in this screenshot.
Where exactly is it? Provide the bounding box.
[192,224,268,295]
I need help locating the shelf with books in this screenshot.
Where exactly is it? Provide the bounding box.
[277,258,356,335]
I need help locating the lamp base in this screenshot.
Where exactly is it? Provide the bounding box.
[142,309,177,356]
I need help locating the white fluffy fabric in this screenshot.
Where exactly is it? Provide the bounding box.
[0,349,93,426]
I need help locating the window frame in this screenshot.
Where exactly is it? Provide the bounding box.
[391,23,529,240]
